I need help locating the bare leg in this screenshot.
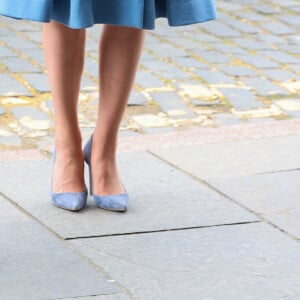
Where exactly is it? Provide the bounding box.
[43,21,86,193]
[91,25,145,195]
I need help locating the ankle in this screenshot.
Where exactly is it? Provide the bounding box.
[91,141,117,163]
[55,133,82,153]
[91,154,117,170]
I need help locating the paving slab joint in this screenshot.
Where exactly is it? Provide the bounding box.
[65,221,263,241]
[147,150,300,243]
[0,191,135,298]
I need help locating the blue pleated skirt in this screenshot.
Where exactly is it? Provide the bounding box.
[0,0,216,30]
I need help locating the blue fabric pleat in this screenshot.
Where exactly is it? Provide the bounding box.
[0,0,216,29]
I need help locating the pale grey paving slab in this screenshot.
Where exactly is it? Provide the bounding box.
[23,31,42,44]
[253,5,282,15]
[290,64,300,74]
[21,73,50,92]
[70,222,300,300]
[174,25,198,34]
[144,34,161,46]
[128,91,147,106]
[210,42,249,55]
[141,60,190,80]
[208,170,300,239]
[274,0,300,7]
[290,6,300,13]
[140,50,155,61]
[0,74,32,96]
[151,91,195,118]
[20,47,45,66]
[4,19,41,32]
[0,45,17,57]
[236,54,281,69]
[218,88,262,110]
[174,37,204,50]
[0,35,37,49]
[0,152,257,239]
[81,75,96,91]
[217,65,257,77]
[194,69,235,84]
[0,197,119,299]
[173,56,209,69]
[84,58,98,78]
[257,50,300,64]
[0,26,12,36]
[257,34,287,45]
[261,69,297,82]
[61,294,130,300]
[286,110,300,119]
[135,70,165,88]
[260,21,297,35]
[202,21,242,37]
[86,38,98,51]
[231,38,273,51]
[2,56,41,73]
[11,106,50,122]
[277,44,300,55]
[242,78,288,96]
[216,1,244,11]
[221,14,260,34]
[236,11,267,22]
[184,31,220,43]
[153,43,187,58]
[278,14,300,26]
[194,50,231,64]
[150,135,300,180]
[154,21,181,38]
[0,196,29,223]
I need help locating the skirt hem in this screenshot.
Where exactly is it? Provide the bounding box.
[0,0,217,30]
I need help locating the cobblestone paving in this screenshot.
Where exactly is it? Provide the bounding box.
[0,0,300,150]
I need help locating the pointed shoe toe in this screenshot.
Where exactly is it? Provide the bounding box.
[94,193,129,212]
[51,190,88,211]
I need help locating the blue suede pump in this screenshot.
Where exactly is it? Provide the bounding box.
[83,136,129,212]
[51,150,88,211]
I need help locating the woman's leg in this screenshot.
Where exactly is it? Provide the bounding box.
[43,21,86,193]
[91,25,145,195]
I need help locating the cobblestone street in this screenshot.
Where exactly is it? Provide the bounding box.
[0,0,300,151]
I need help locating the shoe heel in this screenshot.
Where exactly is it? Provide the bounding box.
[83,135,129,212]
[51,148,87,211]
[88,163,93,196]
[84,137,93,196]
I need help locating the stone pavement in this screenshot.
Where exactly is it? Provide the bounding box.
[0,1,300,299]
[0,0,300,150]
[1,121,300,299]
